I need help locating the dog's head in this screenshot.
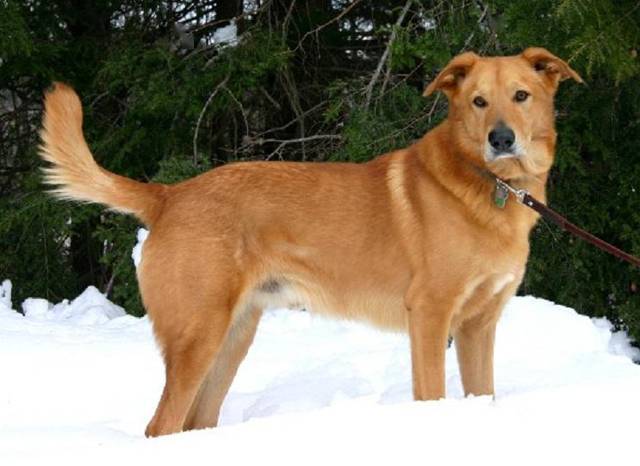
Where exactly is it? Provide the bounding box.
[424,48,582,179]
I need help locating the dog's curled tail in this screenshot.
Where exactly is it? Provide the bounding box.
[39,83,166,226]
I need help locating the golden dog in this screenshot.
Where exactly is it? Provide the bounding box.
[39,47,582,437]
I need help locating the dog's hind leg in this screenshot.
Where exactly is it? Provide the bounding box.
[143,291,235,437]
[183,306,262,431]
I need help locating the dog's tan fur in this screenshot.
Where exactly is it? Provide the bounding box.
[39,48,581,437]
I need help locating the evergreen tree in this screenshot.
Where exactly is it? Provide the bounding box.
[0,0,638,339]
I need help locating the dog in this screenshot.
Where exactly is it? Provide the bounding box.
[39,47,582,437]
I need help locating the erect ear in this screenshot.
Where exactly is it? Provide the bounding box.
[423,52,479,97]
[521,47,584,89]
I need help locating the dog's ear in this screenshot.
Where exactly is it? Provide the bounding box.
[521,47,583,89]
[423,52,479,97]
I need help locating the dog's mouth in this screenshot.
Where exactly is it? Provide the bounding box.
[491,150,517,159]
[482,144,530,179]
[484,143,524,163]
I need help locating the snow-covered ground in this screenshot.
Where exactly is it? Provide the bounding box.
[1,275,639,465]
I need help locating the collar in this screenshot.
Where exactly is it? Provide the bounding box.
[465,162,530,209]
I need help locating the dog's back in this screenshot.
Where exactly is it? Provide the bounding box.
[40,48,582,437]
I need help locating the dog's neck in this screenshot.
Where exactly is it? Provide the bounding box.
[415,120,548,235]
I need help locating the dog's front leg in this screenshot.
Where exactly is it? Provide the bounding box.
[452,311,498,397]
[405,284,455,401]
[452,282,518,397]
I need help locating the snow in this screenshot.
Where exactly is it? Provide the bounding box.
[213,20,238,47]
[1,276,639,465]
[0,279,11,311]
[22,286,127,325]
[131,228,149,268]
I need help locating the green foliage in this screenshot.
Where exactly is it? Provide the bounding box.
[522,77,640,341]
[1,0,639,346]
[90,30,288,177]
[93,215,143,316]
[152,156,213,184]
[0,180,96,306]
[331,83,438,162]
[0,0,32,59]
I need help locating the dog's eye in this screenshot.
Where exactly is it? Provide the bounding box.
[473,96,488,108]
[514,90,529,102]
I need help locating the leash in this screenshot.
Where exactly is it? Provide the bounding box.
[494,178,640,268]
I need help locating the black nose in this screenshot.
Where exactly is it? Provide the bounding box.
[488,125,515,152]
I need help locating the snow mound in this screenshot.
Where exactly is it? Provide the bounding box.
[22,286,126,326]
[131,227,149,268]
[0,279,12,312]
[593,316,640,361]
[498,296,640,363]
[1,276,640,464]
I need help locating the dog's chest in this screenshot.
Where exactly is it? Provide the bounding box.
[452,267,524,327]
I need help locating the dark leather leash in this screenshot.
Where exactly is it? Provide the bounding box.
[495,178,640,268]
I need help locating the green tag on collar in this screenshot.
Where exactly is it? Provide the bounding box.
[494,183,509,208]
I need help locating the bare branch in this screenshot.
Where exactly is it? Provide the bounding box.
[193,75,230,165]
[265,134,342,160]
[259,86,282,110]
[461,2,489,52]
[223,86,250,139]
[282,0,298,41]
[360,93,443,153]
[292,0,363,53]
[252,100,327,138]
[363,0,413,111]
[260,134,342,145]
[280,67,306,159]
